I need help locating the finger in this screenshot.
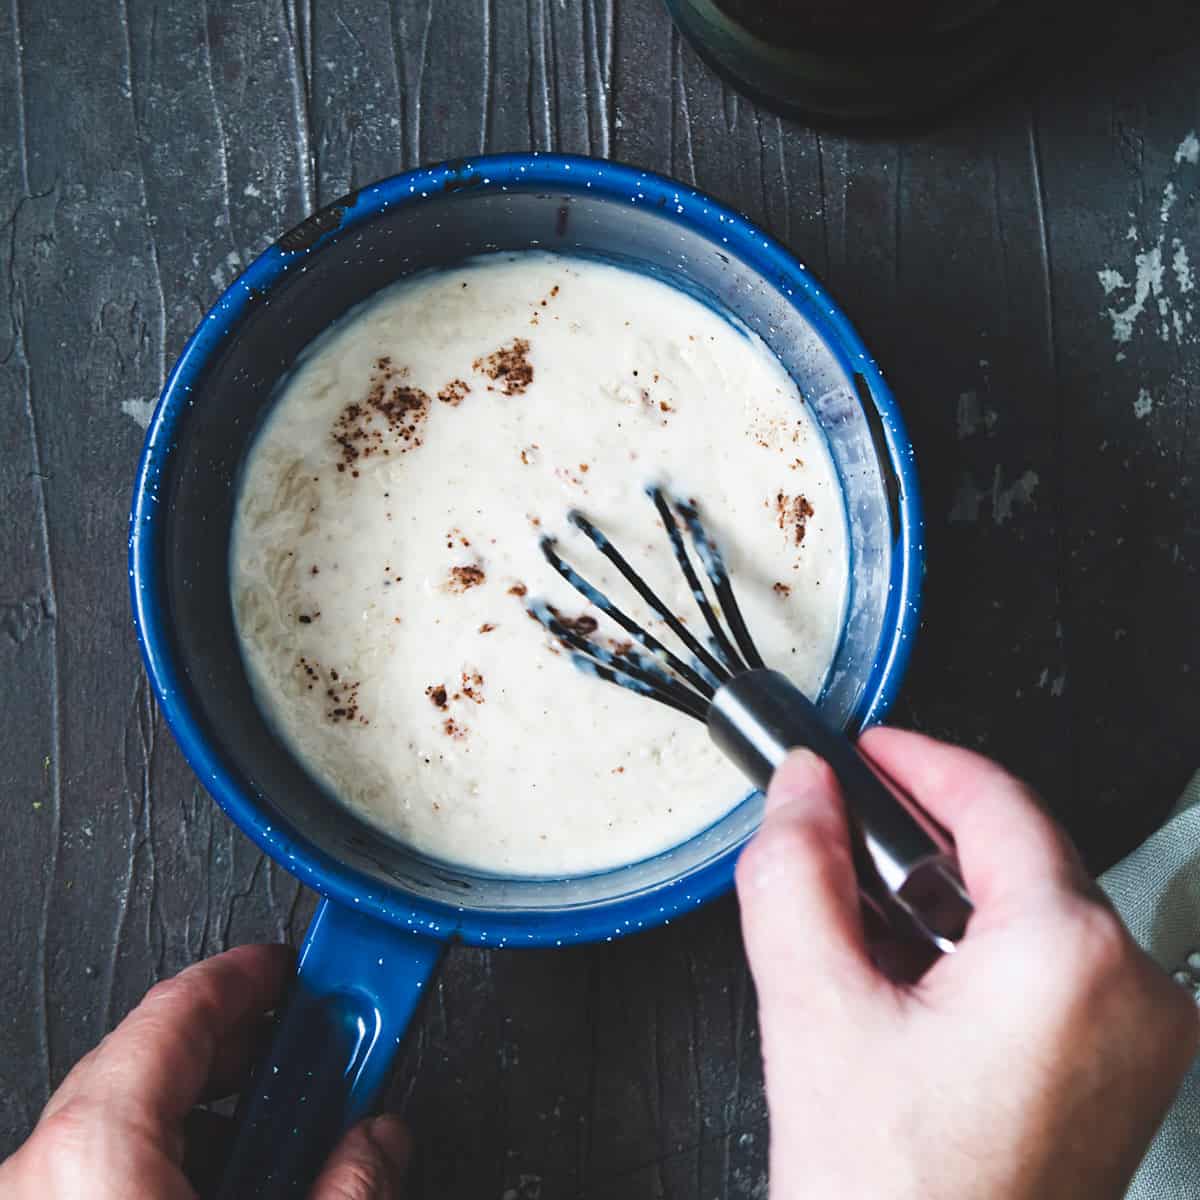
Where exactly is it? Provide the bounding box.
[43,944,294,1136]
[308,1115,411,1200]
[736,750,877,1007]
[859,727,1087,912]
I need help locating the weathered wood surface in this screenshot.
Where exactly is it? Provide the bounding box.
[2,1,1198,1195]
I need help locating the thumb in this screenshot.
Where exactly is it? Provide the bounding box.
[736,750,877,1010]
[308,1115,411,1200]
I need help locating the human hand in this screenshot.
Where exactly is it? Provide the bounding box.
[0,944,410,1199]
[736,729,1199,1200]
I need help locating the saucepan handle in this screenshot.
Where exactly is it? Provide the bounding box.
[212,898,444,1200]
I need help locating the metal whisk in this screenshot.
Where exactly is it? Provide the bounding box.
[530,486,972,954]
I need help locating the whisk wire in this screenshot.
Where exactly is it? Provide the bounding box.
[647,487,751,676]
[539,537,717,699]
[674,496,765,671]
[527,600,709,721]
[531,490,769,720]
[566,511,731,687]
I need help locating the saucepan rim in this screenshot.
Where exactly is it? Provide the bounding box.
[127,151,924,947]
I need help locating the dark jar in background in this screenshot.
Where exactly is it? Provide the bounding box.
[663,0,1033,125]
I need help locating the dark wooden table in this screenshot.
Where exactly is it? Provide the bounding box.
[3,1,1198,1195]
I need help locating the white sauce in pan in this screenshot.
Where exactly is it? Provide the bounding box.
[231,252,848,876]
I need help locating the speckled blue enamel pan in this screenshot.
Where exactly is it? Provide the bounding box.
[128,153,923,1198]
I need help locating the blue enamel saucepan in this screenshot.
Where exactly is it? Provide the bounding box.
[128,153,923,1198]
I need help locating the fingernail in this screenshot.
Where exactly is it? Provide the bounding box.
[764,749,823,814]
[365,1114,411,1174]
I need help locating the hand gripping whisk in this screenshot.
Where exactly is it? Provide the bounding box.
[529,486,972,954]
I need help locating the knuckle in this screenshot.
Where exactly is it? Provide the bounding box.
[1006,814,1078,884]
[1050,903,1200,1062]
[806,755,840,796]
[141,975,181,1007]
[733,857,760,910]
[736,821,812,893]
[143,968,226,1026]
[761,817,829,864]
[1141,963,1200,1044]
[736,817,853,907]
[30,1100,94,1158]
[1063,902,1131,976]
[734,831,771,894]
[320,1154,389,1200]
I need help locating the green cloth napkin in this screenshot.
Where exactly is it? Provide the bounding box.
[1100,771,1200,1199]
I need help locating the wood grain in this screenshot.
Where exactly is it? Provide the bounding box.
[2,1,1198,1196]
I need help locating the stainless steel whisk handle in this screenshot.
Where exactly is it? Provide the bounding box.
[708,669,973,954]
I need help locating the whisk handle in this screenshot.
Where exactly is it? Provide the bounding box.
[708,669,972,952]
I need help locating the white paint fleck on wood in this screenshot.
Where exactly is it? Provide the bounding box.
[121,398,156,429]
[1098,130,1198,353]
[949,467,1039,526]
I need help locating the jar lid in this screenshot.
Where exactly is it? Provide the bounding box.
[665,0,1034,126]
